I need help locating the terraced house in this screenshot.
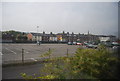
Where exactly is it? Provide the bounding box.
[2,30,117,43]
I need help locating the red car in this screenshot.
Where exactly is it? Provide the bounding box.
[76,42,83,45]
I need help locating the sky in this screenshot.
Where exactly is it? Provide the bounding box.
[1,2,118,36]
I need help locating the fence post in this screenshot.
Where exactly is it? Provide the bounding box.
[22,48,24,64]
[67,49,69,57]
[49,48,51,59]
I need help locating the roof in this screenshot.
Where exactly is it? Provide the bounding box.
[97,35,116,37]
[31,33,43,36]
[30,33,57,37]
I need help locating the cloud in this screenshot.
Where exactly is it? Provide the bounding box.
[2,2,118,36]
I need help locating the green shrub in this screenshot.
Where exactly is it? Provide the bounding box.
[21,45,119,80]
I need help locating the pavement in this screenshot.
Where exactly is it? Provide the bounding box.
[2,63,44,79]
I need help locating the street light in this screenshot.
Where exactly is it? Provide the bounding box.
[37,26,39,44]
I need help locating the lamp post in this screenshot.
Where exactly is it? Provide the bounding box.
[88,30,90,43]
[37,26,39,44]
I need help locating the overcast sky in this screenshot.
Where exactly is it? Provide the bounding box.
[2,2,118,36]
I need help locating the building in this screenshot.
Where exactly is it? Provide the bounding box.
[98,35,116,42]
[2,32,14,43]
[56,34,63,42]
[27,33,42,42]
[57,31,70,42]
[26,31,117,43]
[49,32,57,42]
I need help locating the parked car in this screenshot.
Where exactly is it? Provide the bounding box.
[83,42,89,47]
[112,42,120,52]
[107,43,113,47]
[68,42,72,45]
[112,42,120,46]
[76,42,83,45]
[100,42,113,48]
[86,44,98,49]
[92,44,98,49]
[73,42,77,45]
[112,45,120,53]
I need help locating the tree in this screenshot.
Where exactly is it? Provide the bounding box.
[17,35,27,41]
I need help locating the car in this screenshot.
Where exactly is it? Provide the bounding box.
[73,42,77,45]
[68,42,72,45]
[86,44,93,48]
[105,43,113,48]
[112,42,120,52]
[112,45,120,53]
[76,42,83,45]
[92,45,98,49]
[86,44,98,49]
[112,42,120,46]
[100,42,113,48]
[84,42,88,45]
[83,42,89,47]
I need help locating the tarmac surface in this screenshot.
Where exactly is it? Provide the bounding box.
[2,43,81,79]
[2,43,119,79]
[2,43,80,64]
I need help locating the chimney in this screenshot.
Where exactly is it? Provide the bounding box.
[67,32,69,35]
[72,32,74,35]
[50,32,53,34]
[43,31,45,34]
[88,30,89,35]
[63,31,65,34]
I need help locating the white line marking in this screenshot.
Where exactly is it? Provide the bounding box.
[30,58,37,61]
[0,52,3,55]
[26,51,29,53]
[5,48,17,54]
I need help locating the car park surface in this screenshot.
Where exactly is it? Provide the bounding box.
[2,43,80,64]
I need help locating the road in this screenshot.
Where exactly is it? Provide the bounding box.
[2,44,80,64]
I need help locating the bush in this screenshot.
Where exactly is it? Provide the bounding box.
[21,45,120,80]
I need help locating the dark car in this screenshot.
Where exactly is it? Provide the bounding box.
[100,42,113,48]
[112,42,120,53]
[68,42,77,45]
[86,44,98,49]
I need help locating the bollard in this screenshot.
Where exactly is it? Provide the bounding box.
[22,48,24,64]
[67,49,69,57]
